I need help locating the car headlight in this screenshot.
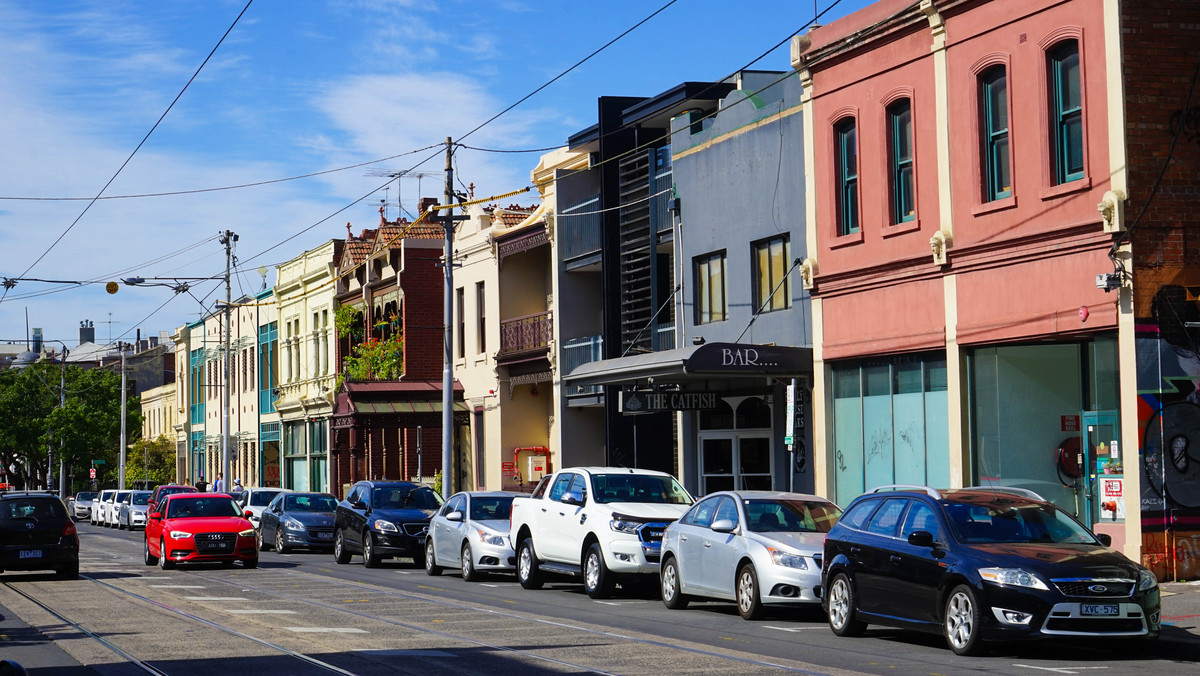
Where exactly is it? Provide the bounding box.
[284,518,306,531]
[169,530,193,539]
[475,528,506,547]
[978,567,1048,590]
[373,519,398,533]
[1137,569,1159,591]
[766,547,809,570]
[238,528,256,537]
[610,518,640,534]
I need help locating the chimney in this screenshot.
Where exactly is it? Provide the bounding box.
[418,197,440,217]
[32,328,43,353]
[79,320,95,346]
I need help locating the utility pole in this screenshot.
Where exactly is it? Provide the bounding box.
[441,137,454,499]
[219,230,237,498]
[58,351,67,499]
[119,346,127,489]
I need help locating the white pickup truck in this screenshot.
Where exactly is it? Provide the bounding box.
[508,466,694,598]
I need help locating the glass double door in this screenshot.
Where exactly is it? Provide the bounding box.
[1081,410,1121,528]
[699,432,772,495]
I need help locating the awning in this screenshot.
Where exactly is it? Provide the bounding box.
[564,342,812,387]
[349,401,469,415]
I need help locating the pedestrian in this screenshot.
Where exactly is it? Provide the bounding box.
[212,473,224,492]
[196,477,208,492]
[232,478,244,494]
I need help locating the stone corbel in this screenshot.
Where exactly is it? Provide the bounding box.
[930,230,952,266]
[798,257,818,290]
[1098,190,1126,233]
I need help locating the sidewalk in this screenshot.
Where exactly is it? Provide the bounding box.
[1158,580,1200,657]
[0,600,98,675]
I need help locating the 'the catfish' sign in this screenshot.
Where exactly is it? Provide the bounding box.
[620,390,721,414]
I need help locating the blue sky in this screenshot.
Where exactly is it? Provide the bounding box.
[0,0,870,350]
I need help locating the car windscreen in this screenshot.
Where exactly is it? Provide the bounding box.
[166,497,242,519]
[591,474,693,505]
[249,490,281,506]
[372,486,443,510]
[469,496,514,521]
[132,493,151,506]
[944,500,1099,545]
[744,499,842,533]
[76,492,97,501]
[285,494,338,512]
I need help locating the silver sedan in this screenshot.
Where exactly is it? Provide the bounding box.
[118,490,153,530]
[659,490,842,620]
[424,491,521,581]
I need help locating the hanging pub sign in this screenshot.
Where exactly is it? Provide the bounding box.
[620,389,722,414]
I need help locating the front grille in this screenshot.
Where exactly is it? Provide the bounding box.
[306,527,333,538]
[402,523,428,538]
[1052,579,1135,597]
[195,532,237,554]
[1045,618,1145,633]
[637,522,669,544]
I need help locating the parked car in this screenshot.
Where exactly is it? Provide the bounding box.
[91,489,115,526]
[0,490,79,579]
[117,490,153,530]
[144,493,258,569]
[660,491,842,619]
[258,492,338,553]
[147,484,197,515]
[235,487,291,531]
[425,491,521,581]
[822,485,1161,656]
[68,491,97,521]
[333,480,443,568]
[105,491,130,527]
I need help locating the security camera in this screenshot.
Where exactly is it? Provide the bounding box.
[1096,272,1121,292]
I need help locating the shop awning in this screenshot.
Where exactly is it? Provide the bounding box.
[563,342,812,387]
[348,400,469,415]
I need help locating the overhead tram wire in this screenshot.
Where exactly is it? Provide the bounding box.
[13,0,256,287]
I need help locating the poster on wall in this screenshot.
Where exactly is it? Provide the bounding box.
[1101,477,1125,520]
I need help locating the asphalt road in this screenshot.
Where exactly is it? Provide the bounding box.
[2,522,1198,675]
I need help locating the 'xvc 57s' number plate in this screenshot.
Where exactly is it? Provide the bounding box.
[1081,604,1119,616]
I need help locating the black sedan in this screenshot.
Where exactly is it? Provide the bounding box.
[1,491,79,579]
[822,485,1160,656]
[334,480,443,568]
[259,492,339,553]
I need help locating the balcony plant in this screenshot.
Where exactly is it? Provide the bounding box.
[339,334,404,386]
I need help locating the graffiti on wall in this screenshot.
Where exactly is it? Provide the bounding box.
[1137,284,1200,580]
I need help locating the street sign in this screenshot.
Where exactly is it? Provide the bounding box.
[89,468,97,479]
[92,459,106,465]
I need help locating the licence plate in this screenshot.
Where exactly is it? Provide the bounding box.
[1081,604,1119,616]
[19,550,43,559]
[317,532,333,539]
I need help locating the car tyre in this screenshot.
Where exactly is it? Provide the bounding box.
[334,529,351,564]
[461,543,478,582]
[827,573,867,637]
[56,561,79,580]
[583,543,614,599]
[517,537,544,590]
[158,539,174,570]
[424,539,442,576]
[661,556,689,609]
[243,557,258,569]
[944,585,986,656]
[362,531,381,568]
[118,516,125,530]
[737,563,766,620]
[258,529,270,551]
[275,527,290,554]
[143,537,157,566]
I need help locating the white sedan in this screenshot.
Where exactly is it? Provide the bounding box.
[659,490,842,620]
[424,491,522,581]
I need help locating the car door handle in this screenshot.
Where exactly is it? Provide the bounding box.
[704,541,711,548]
[849,546,861,556]
[890,555,902,565]
[680,534,688,542]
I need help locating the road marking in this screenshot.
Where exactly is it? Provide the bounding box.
[285,627,368,633]
[592,600,648,606]
[764,625,823,632]
[1013,666,1111,674]
[225,609,297,614]
[185,597,250,601]
[150,585,205,589]
[417,585,445,591]
[357,649,455,658]
[135,576,172,580]
[479,583,501,587]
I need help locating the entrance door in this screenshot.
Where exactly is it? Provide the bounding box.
[1081,410,1119,528]
[699,432,773,495]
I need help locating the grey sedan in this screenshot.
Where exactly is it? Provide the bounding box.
[425,491,520,581]
[118,490,153,530]
[258,492,338,553]
[659,490,841,620]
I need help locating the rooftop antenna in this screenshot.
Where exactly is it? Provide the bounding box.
[367,169,439,222]
[257,266,268,291]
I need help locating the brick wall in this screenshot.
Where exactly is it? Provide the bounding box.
[400,247,446,380]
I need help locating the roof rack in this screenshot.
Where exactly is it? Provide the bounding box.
[868,484,942,499]
[958,485,1046,502]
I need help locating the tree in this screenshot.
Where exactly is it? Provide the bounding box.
[126,435,176,487]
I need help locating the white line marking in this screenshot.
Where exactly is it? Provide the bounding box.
[478,583,500,587]
[184,597,250,601]
[764,625,824,632]
[225,609,297,614]
[1013,665,1111,674]
[150,585,205,589]
[285,627,368,633]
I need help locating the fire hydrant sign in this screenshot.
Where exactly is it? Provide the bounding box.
[1101,477,1125,520]
[1061,415,1081,432]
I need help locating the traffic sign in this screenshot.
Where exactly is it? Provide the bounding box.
[90,468,97,479]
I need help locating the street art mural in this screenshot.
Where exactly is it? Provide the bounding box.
[1138,284,1200,581]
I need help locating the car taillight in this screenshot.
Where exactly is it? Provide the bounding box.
[62,520,77,537]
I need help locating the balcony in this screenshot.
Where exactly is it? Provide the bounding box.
[558,194,602,269]
[563,335,603,396]
[498,311,553,362]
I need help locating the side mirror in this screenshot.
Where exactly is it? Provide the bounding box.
[244,510,253,518]
[908,530,935,548]
[351,500,367,510]
[447,511,463,522]
[149,512,162,520]
[711,519,737,533]
[562,491,585,506]
[1096,533,1112,547]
